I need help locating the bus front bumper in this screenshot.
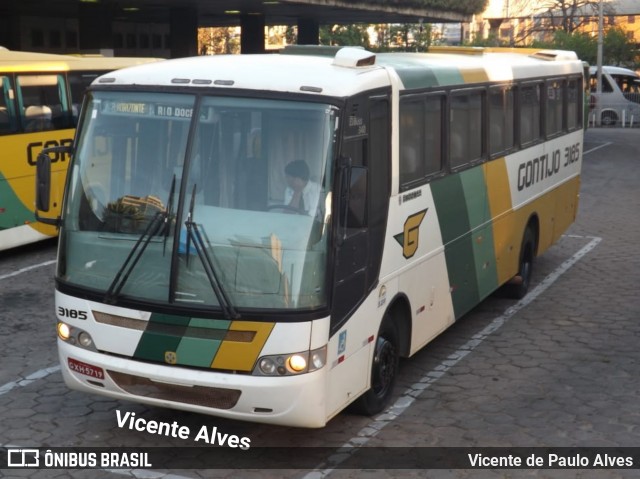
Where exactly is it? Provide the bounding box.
[58,339,329,428]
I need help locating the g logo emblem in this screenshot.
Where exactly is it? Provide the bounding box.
[394,209,427,259]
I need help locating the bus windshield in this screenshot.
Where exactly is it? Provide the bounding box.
[60,90,338,312]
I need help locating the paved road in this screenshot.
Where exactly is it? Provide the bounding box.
[0,128,638,478]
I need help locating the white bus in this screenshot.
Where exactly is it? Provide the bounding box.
[37,46,584,427]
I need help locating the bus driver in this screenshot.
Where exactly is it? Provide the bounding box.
[284,160,321,214]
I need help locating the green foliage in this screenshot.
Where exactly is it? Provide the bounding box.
[319,23,433,52]
[604,27,639,69]
[534,31,598,64]
[467,28,637,70]
[374,24,433,52]
[530,29,638,69]
[319,25,371,48]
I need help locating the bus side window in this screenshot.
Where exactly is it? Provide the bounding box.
[399,98,425,186]
[567,78,581,131]
[0,76,18,134]
[519,83,542,146]
[545,79,564,137]
[489,85,515,157]
[399,93,443,190]
[450,90,484,169]
[17,74,70,132]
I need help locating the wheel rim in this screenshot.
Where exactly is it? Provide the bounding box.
[372,336,397,397]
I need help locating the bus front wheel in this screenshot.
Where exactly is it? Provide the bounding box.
[600,111,618,126]
[352,317,399,416]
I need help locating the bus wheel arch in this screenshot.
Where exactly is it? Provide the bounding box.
[504,216,538,299]
[351,295,410,416]
[600,109,618,126]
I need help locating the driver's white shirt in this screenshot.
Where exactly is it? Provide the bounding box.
[284,181,321,213]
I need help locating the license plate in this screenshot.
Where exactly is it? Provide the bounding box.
[68,358,105,380]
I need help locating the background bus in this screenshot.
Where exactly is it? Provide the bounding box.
[0,48,160,251]
[38,46,584,427]
[589,65,640,126]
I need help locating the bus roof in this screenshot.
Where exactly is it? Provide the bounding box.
[0,48,161,73]
[93,47,584,97]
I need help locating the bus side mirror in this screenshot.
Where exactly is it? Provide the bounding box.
[35,146,70,226]
[36,152,51,212]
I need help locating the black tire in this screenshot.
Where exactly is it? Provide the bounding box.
[352,317,399,416]
[600,111,618,126]
[504,226,536,299]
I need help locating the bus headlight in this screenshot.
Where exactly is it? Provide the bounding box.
[258,357,278,375]
[57,322,71,341]
[254,346,326,376]
[286,354,307,373]
[57,322,96,351]
[78,331,94,348]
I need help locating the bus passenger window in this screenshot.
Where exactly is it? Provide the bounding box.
[520,83,542,146]
[450,91,483,169]
[489,85,514,156]
[546,79,564,137]
[399,100,425,186]
[17,74,69,132]
[399,94,443,190]
[0,76,17,134]
[567,78,581,131]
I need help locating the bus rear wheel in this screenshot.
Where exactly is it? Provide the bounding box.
[352,317,399,416]
[504,226,536,300]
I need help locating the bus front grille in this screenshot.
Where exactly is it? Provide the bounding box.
[107,370,241,410]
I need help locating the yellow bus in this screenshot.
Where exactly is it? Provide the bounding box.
[0,48,160,250]
[37,46,583,427]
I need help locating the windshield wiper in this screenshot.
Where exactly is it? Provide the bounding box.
[104,211,164,304]
[184,184,239,320]
[163,174,177,255]
[104,180,176,304]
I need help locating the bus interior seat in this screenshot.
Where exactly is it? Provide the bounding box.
[24,105,53,132]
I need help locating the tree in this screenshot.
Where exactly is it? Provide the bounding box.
[533,30,597,62]
[388,23,433,51]
[530,28,637,68]
[537,0,602,34]
[198,27,239,55]
[603,27,639,68]
[319,24,371,48]
[489,0,611,45]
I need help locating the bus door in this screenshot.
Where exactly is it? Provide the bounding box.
[332,94,391,330]
[328,93,390,415]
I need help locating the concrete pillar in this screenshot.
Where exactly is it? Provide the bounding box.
[78,2,114,54]
[297,18,320,45]
[170,7,199,58]
[240,14,265,54]
[487,18,503,43]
